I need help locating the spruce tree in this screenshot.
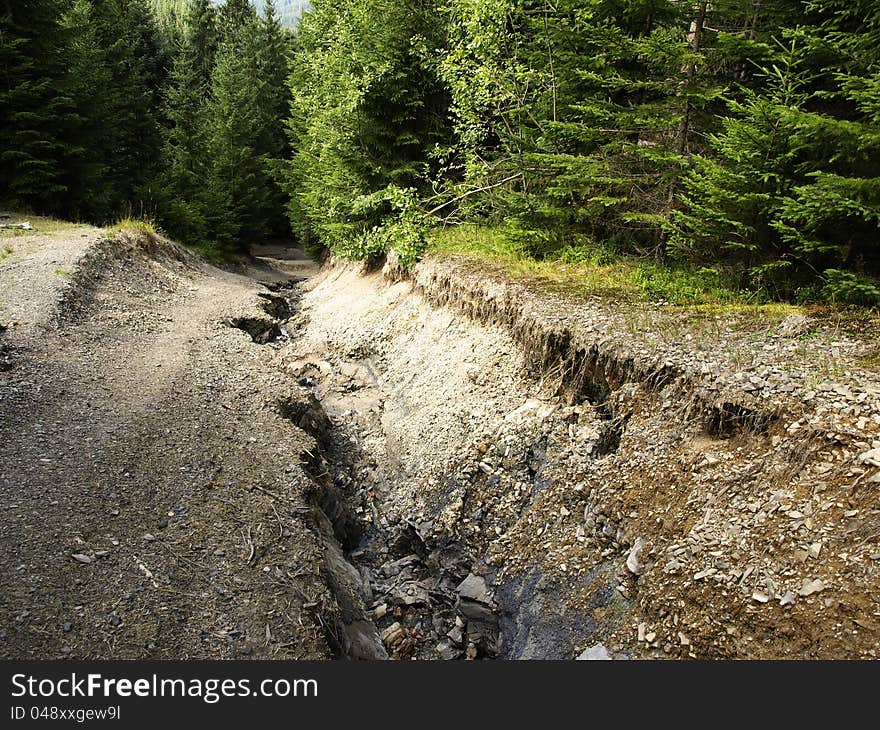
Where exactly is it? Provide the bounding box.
[218,0,257,42]
[58,0,115,219]
[203,12,293,249]
[672,1,880,301]
[279,0,450,255]
[773,0,880,303]
[670,38,811,291]
[0,0,75,212]
[86,0,168,217]
[259,0,293,235]
[156,0,219,242]
[439,0,690,256]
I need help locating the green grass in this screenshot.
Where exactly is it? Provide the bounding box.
[858,348,880,371]
[427,224,772,308]
[108,217,248,266]
[0,214,94,237]
[0,244,12,262]
[108,216,162,237]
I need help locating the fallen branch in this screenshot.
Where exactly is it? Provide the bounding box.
[425,174,524,217]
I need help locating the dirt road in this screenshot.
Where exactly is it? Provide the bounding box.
[0,231,338,659]
[3,226,880,661]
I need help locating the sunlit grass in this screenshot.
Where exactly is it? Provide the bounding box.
[427,224,779,309]
[109,216,163,236]
[0,213,94,237]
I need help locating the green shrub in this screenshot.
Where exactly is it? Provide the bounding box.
[822,269,880,306]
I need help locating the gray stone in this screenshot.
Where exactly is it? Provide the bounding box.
[798,578,825,596]
[435,641,458,660]
[392,580,430,606]
[344,619,387,660]
[577,644,612,660]
[776,314,811,338]
[457,573,493,605]
[458,598,496,624]
[626,537,647,575]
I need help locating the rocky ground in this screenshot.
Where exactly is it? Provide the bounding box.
[0,227,359,660]
[2,221,879,661]
[282,254,880,660]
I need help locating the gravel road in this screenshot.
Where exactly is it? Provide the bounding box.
[0,230,334,659]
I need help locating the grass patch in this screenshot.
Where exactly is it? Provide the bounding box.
[0,244,12,262]
[52,268,71,277]
[858,348,880,371]
[109,216,162,237]
[109,217,250,267]
[0,214,94,237]
[428,224,767,308]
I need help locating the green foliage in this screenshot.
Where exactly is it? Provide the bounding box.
[154,0,293,251]
[149,0,191,27]
[89,0,169,217]
[670,5,880,300]
[2,0,879,305]
[153,0,217,244]
[0,0,168,221]
[0,0,76,210]
[277,0,450,258]
[437,0,694,253]
[203,24,272,244]
[0,0,292,254]
[822,269,880,306]
[336,186,428,265]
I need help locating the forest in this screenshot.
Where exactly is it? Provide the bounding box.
[1,0,879,304]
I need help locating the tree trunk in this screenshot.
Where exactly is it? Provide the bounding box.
[657,1,708,263]
[676,2,707,157]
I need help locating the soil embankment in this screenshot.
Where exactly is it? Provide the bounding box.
[286,253,880,660]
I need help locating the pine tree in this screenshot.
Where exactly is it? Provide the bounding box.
[0,0,75,212]
[542,0,689,256]
[156,0,219,242]
[773,0,880,303]
[204,20,269,247]
[57,0,115,219]
[279,0,450,255]
[671,2,880,301]
[202,11,293,248]
[218,0,257,42]
[439,0,690,256]
[260,0,290,151]
[89,0,168,216]
[670,38,810,291]
[258,0,293,235]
